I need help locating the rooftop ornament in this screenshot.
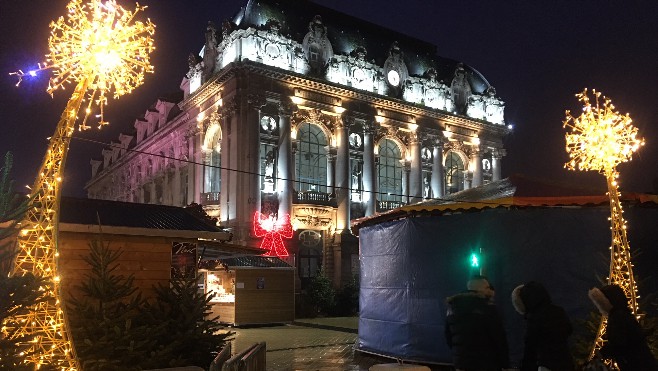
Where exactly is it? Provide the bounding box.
[5,1,155,369]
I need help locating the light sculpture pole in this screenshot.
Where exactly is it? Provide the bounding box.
[563,89,644,362]
[6,1,155,369]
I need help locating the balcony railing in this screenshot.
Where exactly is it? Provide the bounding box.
[293,190,335,207]
[201,192,220,205]
[377,200,405,212]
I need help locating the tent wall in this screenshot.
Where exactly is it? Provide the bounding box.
[357,205,658,365]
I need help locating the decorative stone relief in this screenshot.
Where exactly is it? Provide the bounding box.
[203,21,219,81]
[483,86,505,125]
[292,205,336,230]
[451,63,472,115]
[302,15,333,75]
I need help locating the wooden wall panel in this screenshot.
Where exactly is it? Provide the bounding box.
[58,232,174,302]
[233,268,294,325]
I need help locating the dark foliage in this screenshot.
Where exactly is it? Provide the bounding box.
[142,276,233,369]
[331,275,360,316]
[68,239,160,371]
[68,237,231,370]
[305,269,336,316]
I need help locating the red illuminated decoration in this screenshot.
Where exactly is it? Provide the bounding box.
[253,212,293,257]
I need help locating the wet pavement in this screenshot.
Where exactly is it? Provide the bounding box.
[227,317,450,371]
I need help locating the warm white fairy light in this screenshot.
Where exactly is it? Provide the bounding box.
[4,1,155,369]
[564,88,645,363]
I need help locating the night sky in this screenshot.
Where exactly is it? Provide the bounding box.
[1,0,657,198]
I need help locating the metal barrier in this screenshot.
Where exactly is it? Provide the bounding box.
[209,343,232,371]
[221,342,266,371]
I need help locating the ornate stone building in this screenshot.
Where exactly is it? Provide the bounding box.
[86,0,510,287]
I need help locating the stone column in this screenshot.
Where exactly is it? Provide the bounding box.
[402,161,411,204]
[173,167,182,206]
[219,98,236,224]
[492,148,506,181]
[471,146,483,187]
[362,121,377,216]
[277,99,297,217]
[335,115,350,232]
[149,181,157,204]
[326,148,336,196]
[194,129,204,204]
[431,137,445,198]
[409,131,422,202]
[463,170,472,190]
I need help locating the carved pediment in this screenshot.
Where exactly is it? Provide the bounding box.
[292,206,336,231]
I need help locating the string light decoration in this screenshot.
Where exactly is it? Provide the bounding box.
[563,88,644,363]
[253,212,293,257]
[5,1,155,369]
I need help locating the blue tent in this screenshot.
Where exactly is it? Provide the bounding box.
[352,179,658,365]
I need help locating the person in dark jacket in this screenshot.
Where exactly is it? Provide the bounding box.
[511,281,574,371]
[588,284,657,371]
[445,275,511,371]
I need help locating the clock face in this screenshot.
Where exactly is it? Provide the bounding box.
[349,133,362,148]
[260,116,277,132]
[387,70,400,86]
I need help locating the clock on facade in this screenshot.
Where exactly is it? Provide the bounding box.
[349,132,362,148]
[260,115,277,133]
[387,70,400,87]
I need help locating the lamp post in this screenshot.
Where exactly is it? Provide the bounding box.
[6,1,155,368]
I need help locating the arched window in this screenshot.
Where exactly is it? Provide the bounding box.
[378,139,402,202]
[204,149,221,193]
[296,123,328,193]
[445,151,465,194]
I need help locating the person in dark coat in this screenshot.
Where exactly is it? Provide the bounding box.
[511,281,574,371]
[588,284,657,371]
[445,275,511,371]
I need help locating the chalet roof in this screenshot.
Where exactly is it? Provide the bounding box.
[60,197,225,233]
[219,256,292,268]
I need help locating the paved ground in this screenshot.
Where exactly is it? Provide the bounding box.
[227,317,450,371]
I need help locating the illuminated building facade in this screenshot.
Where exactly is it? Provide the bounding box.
[86,0,510,287]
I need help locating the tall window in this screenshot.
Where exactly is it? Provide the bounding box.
[445,151,465,194]
[204,149,221,193]
[295,123,328,193]
[260,143,276,192]
[378,139,402,202]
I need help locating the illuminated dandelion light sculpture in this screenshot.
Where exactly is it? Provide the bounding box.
[6,0,154,369]
[563,88,644,361]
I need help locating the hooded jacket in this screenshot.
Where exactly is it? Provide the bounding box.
[588,285,657,371]
[445,291,510,370]
[512,282,574,371]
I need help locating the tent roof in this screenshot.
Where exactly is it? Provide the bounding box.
[351,174,658,233]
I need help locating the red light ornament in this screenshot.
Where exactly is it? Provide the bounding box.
[253,212,293,257]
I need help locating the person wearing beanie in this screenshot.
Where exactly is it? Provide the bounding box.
[511,281,574,371]
[445,275,512,371]
[588,284,657,370]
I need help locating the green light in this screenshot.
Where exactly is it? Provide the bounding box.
[470,253,479,268]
